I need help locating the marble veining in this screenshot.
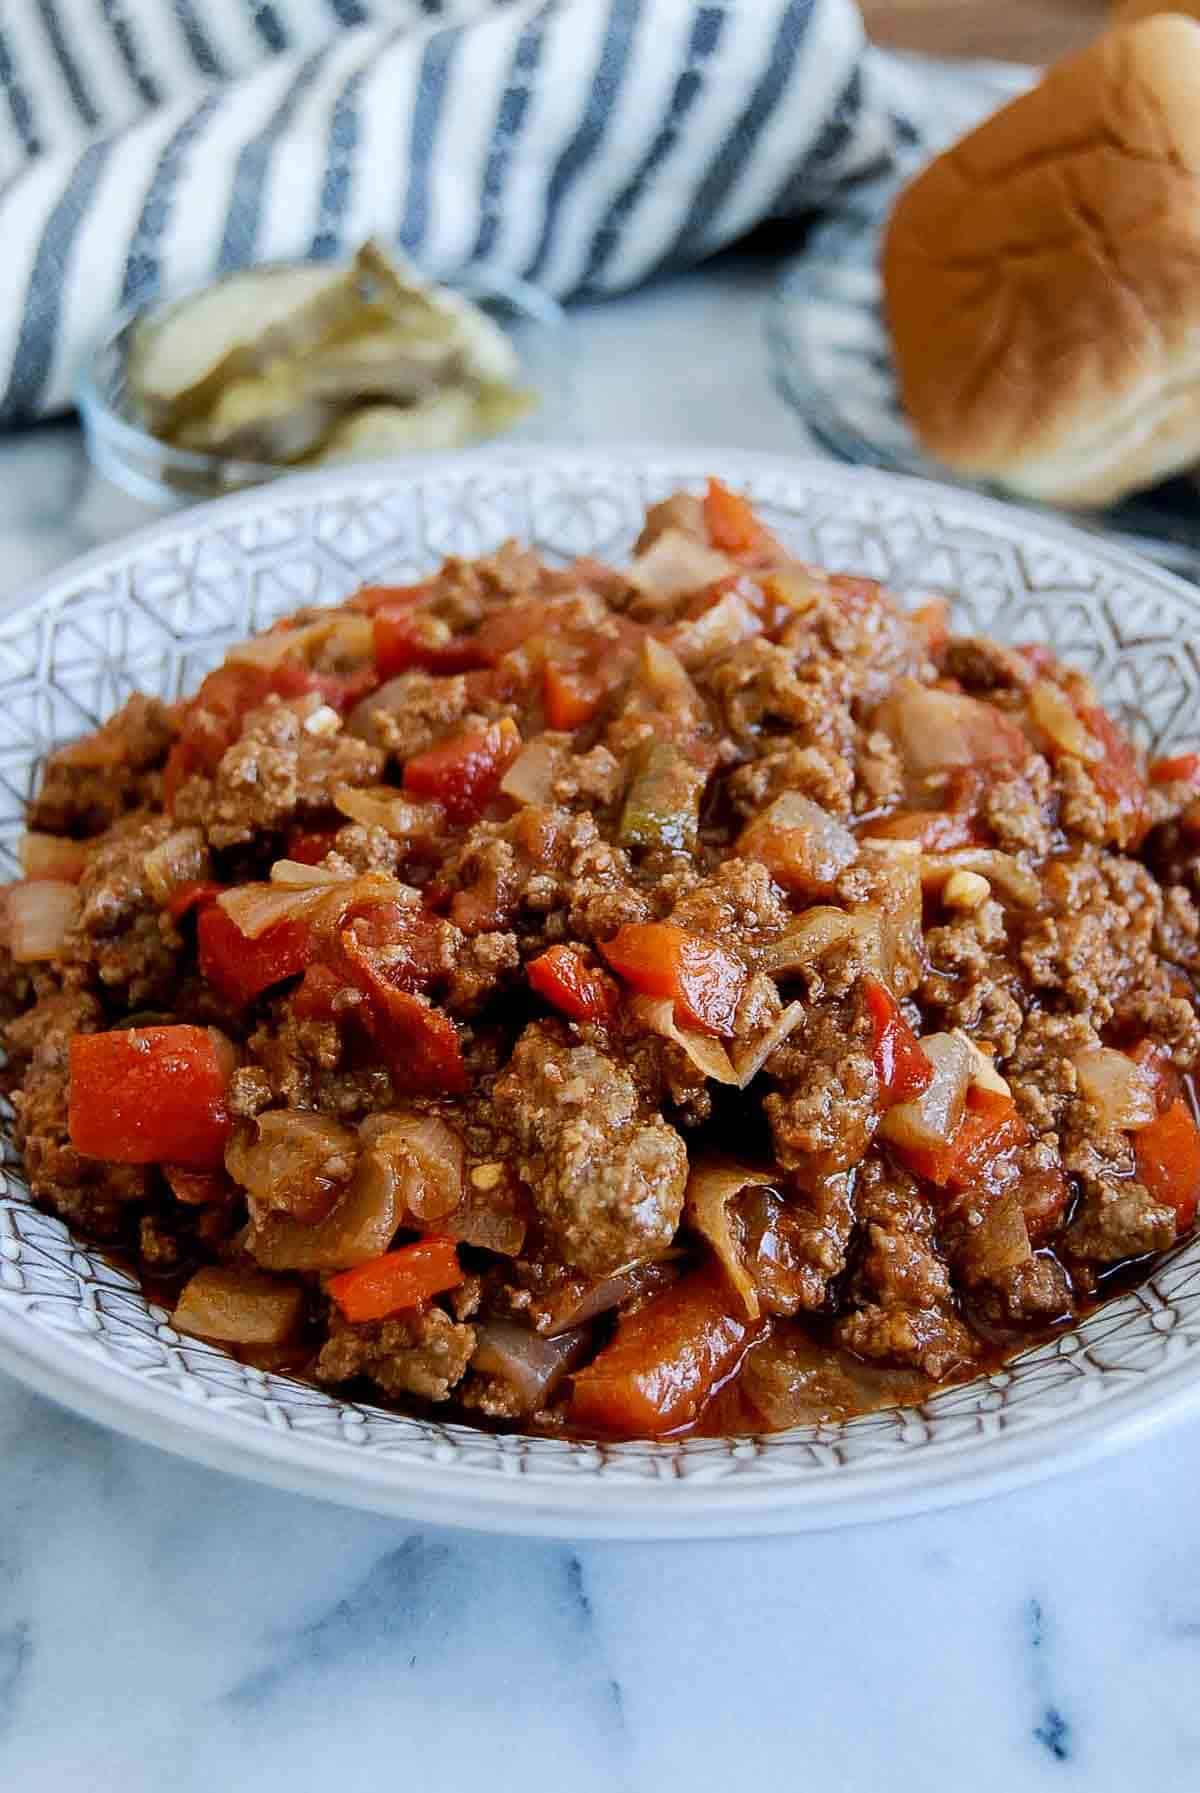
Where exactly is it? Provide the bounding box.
[0,265,1197,1789]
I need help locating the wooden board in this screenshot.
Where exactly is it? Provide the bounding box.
[860,0,1109,63]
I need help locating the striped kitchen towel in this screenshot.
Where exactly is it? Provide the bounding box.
[0,0,905,425]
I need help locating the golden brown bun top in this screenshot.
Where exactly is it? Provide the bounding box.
[882,15,1200,485]
[1112,2,1200,26]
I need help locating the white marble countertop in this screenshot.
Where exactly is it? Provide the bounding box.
[2,264,1199,1791]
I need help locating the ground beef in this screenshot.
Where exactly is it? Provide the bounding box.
[7,484,1199,1445]
[315,1305,476,1401]
[28,695,175,836]
[492,1021,688,1275]
[175,695,383,849]
[6,987,147,1234]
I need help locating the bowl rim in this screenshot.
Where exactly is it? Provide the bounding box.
[4,441,1200,1539]
[75,258,568,488]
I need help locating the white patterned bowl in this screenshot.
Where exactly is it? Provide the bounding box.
[2,447,1200,1540]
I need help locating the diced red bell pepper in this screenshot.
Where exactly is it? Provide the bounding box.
[598,921,746,1037]
[198,904,312,1007]
[403,717,521,823]
[327,1236,463,1324]
[69,1026,232,1169]
[527,946,618,1025]
[166,879,226,922]
[702,478,774,562]
[864,976,932,1107]
[1135,1097,1200,1231]
[569,1261,761,1437]
[862,810,976,850]
[543,661,604,729]
[339,926,467,1094]
[373,604,487,678]
[900,1085,1028,1191]
[1149,752,1200,787]
[1080,703,1150,849]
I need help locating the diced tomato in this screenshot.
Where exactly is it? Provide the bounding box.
[900,1085,1028,1191]
[527,946,618,1025]
[166,879,225,922]
[69,1025,232,1169]
[702,477,774,562]
[1149,752,1200,787]
[285,824,341,866]
[1135,1097,1200,1231]
[403,717,521,823]
[862,810,976,850]
[197,904,312,1007]
[327,1237,463,1324]
[347,580,434,616]
[306,666,379,712]
[339,899,448,990]
[864,977,932,1107]
[598,921,746,1037]
[338,925,467,1094]
[1080,704,1150,849]
[569,1260,761,1437]
[373,604,487,678]
[543,661,604,729]
[291,962,350,1022]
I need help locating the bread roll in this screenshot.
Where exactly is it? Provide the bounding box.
[882,16,1200,506]
[1112,3,1200,25]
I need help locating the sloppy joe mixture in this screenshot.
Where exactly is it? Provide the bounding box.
[5,480,1200,1440]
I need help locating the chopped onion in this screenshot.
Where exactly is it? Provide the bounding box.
[218,868,400,939]
[441,1184,527,1256]
[739,793,858,896]
[499,740,561,806]
[333,783,443,837]
[879,1031,972,1153]
[732,1000,805,1088]
[951,1029,1011,1098]
[1029,680,1101,762]
[542,1261,678,1336]
[630,994,738,1084]
[358,1110,464,1222]
[639,635,697,704]
[3,879,78,961]
[686,1160,778,1318]
[1073,1047,1158,1131]
[628,528,733,605]
[471,1320,590,1410]
[227,1111,358,1225]
[855,842,924,995]
[173,1265,304,1345]
[248,1145,405,1271]
[760,909,883,979]
[226,612,374,671]
[740,1327,926,1429]
[346,675,423,742]
[875,678,1021,775]
[142,827,210,905]
[18,833,89,883]
[668,589,760,668]
[269,858,351,889]
[956,1195,1031,1280]
[921,848,1040,909]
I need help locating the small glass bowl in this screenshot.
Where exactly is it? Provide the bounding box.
[78,262,570,505]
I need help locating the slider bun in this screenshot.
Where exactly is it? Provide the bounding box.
[882,16,1200,506]
[1112,3,1200,25]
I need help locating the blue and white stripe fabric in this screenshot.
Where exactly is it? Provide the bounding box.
[0,0,904,423]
